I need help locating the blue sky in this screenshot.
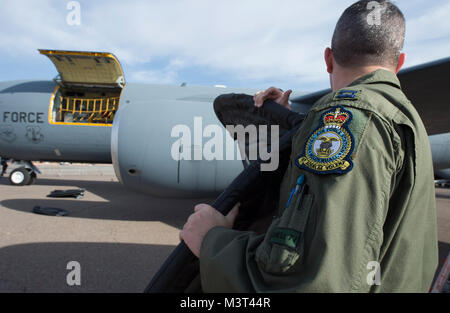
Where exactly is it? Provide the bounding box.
[0,0,449,92]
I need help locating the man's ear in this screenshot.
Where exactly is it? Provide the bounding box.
[396,53,406,73]
[325,47,334,74]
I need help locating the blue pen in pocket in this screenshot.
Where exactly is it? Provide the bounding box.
[286,174,306,208]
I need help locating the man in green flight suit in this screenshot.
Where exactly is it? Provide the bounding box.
[180,0,438,292]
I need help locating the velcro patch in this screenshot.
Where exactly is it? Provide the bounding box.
[271,227,301,249]
[333,89,360,101]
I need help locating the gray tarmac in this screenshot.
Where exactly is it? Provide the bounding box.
[0,163,214,292]
[0,163,448,293]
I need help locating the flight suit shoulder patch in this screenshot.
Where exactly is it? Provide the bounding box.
[295,105,362,175]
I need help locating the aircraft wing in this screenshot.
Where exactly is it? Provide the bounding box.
[291,57,450,136]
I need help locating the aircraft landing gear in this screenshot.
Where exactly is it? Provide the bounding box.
[435,179,450,188]
[8,161,40,186]
[9,167,31,186]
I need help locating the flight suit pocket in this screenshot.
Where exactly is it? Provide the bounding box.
[255,191,314,274]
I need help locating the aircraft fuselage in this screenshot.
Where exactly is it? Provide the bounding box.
[0,80,112,163]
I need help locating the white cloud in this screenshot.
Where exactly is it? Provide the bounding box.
[0,0,449,89]
[130,69,177,84]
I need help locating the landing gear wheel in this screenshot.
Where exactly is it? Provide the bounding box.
[9,167,31,186]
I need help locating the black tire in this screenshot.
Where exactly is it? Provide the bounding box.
[9,167,31,186]
[26,172,37,185]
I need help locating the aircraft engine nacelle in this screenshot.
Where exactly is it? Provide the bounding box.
[429,133,450,170]
[111,98,244,197]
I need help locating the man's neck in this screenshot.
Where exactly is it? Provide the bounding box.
[331,65,394,91]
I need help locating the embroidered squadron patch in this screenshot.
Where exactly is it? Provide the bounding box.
[296,106,355,175]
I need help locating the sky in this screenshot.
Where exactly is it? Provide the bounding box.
[0,0,449,92]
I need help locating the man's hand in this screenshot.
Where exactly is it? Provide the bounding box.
[180,203,240,258]
[253,87,292,109]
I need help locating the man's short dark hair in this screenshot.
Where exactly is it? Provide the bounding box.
[331,0,405,68]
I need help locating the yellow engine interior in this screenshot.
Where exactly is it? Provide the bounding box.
[52,87,122,125]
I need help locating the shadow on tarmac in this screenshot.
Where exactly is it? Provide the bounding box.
[0,177,214,228]
[0,242,174,293]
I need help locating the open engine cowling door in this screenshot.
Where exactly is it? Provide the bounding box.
[39,49,125,88]
[144,94,305,293]
[40,49,125,127]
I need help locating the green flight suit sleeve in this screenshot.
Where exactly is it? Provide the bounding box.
[200,107,404,292]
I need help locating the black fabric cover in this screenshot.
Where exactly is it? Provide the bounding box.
[144,94,305,293]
